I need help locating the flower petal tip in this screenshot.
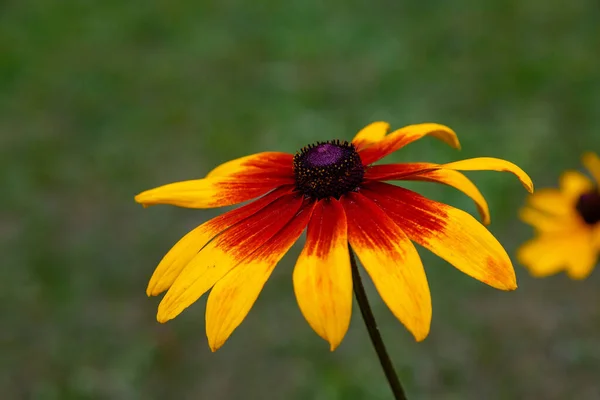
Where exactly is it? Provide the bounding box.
[328,340,342,352]
[408,320,431,343]
[428,123,461,150]
[501,281,518,291]
[524,179,534,194]
[453,139,462,151]
[491,276,518,291]
[208,337,225,352]
[413,330,430,342]
[510,165,533,193]
[146,278,169,297]
[487,262,518,291]
[156,313,171,324]
[156,303,178,323]
[444,157,533,193]
[134,192,152,207]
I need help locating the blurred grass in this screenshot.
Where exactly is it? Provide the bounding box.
[2,0,600,399]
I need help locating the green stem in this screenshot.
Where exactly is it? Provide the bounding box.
[348,244,408,400]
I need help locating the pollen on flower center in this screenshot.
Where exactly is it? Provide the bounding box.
[293,140,364,199]
[575,190,600,225]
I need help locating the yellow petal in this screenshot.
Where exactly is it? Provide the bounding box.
[206,201,315,351]
[293,199,351,351]
[351,121,390,151]
[519,206,575,233]
[157,246,238,322]
[593,225,600,250]
[401,168,491,225]
[517,236,569,278]
[359,123,460,165]
[206,260,276,352]
[363,182,517,291]
[342,192,431,341]
[147,186,294,296]
[565,230,597,279]
[156,194,304,322]
[517,229,596,279]
[442,157,534,193]
[526,188,573,216]
[582,152,600,185]
[205,152,293,178]
[135,177,294,209]
[559,170,593,200]
[135,152,294,209]
[147,222,221,297]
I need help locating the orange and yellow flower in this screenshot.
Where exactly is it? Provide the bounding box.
[518,152,600,279]
[135,122,533,351]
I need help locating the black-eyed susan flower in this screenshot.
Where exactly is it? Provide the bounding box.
[518,152,600,279]
[135,122,533,351]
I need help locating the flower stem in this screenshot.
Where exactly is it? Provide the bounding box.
[348,244,408,400]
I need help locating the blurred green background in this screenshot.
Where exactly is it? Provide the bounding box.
[2,0,600,399]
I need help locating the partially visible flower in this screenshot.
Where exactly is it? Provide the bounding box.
[518,152,600,279]
[135,122,533,351]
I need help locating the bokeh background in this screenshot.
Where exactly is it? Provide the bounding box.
[2,1,600,399]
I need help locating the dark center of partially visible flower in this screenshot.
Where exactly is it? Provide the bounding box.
[575,189,600,225]
[293,140,364,199]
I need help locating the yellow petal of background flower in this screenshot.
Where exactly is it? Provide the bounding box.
[358,123,460,165]
[342,192,432,341]
[517,235,570,278]
[363,182,517,291]
[565,231,597,279]
[593,225,600,250]
[559,170,593,200]
[442,157,534,193]
[206,201,315,351]
[146,186,294,296]
[156,194,304,322]
[519,206,575,233]
[526,188,573,216]
[582,152,600,184]
[518,229,596,279]
[351,121,390,151]
[293,199,351,351]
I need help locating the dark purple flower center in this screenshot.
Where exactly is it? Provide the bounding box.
[575,189,600,225]
[293,140,364,199]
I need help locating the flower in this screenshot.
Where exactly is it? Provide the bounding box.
[135,122,533,351]
[518,152,600,279]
